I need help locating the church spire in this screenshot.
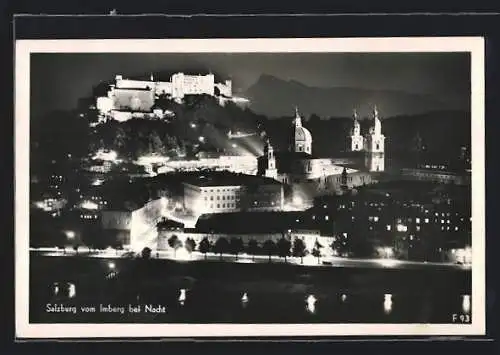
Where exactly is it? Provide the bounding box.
[294,106,302,127]
[353,108,359,121]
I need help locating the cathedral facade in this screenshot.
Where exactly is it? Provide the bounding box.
[258,107,383,205]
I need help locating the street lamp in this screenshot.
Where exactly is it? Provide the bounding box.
[108,262,115,270]
[65,231,75,240]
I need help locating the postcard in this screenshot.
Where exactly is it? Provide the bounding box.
[15,37,485,338]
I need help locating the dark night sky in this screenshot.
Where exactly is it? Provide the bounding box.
[30,52,470,119]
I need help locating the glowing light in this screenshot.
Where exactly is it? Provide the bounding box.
[175,247,191,261]
[341,294,347,302]
[68,283,76,298]
[383,294,393,314]
[178,289,187,305]
[92,178,104,186]
[462,294,471,314]
[80,200,99,210]
[108,262,115,270]
[378,246,394,259]
[136,155,170,165]
[65,230,75,239]
[198,136,205,143]
[232,143,237,148]
[293,196,303,206]
[190,123,197,128]
[377,259,399,268]
[92,149,118,162]
[241,292,249,304]
[306,294,317,314]
[396,224,408,232]
[54,284,59,296]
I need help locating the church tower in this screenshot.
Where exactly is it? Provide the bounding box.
[291,106,313,155]
[264,139,278,180]
[364,105,385,172]
[350,109,364,152]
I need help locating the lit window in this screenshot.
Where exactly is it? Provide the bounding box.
[447,220,450,224]
[416,218,420,224]
[325,216,329,221]
[455,226,459,231]
[425,218,429,223]
[441,219,445,224]
[416,226,420,231]
[386,225,391,231]
[373,216,379,222]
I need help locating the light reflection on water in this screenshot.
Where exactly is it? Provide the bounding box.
[383,294,393,315]
[462,294,471,314]
[178,289,186,306]
[241,292,249,307]
[306,294,317,314]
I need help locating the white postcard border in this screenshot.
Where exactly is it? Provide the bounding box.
[15,37,486,338]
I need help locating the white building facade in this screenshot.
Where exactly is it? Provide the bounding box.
[183,175,284,215]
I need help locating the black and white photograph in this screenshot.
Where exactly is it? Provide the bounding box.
[15,38,485,338]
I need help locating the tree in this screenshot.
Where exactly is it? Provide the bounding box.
[168,235,183,258]
[229,237,244,260]
[214,237,230,260]
[141,247,152,260]
[247,239,260,261]
[277,237,292,263]
[199,237,211,260]
[312,239,323,264]
[149,131,166,155]
[292,238,307,264]
[185,237,196,255]
[113,127,127,153]
[262,239,277,262]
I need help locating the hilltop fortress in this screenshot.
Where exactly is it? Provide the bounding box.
[95,73,249,122]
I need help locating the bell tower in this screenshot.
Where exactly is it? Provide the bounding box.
[364,105,385,172]
[264,139,278,180]
[350,109,364,152]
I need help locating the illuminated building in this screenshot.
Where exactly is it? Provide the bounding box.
[95,73,241,121]
[290,106,312,155]
[101,197,168,249]
[363,106,385,172]
[400,168,471,185]
[312,181,471,261]
[350,109,364,152]
[157,154,258,175]
[257,107,375,204]
[182,171,284,215]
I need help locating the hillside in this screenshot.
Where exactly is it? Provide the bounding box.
[244,74,462,118]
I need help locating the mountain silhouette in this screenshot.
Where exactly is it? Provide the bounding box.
[244,74,460,118]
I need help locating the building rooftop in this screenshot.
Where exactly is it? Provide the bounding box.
[195,211,316,234]
[182,171,281,188]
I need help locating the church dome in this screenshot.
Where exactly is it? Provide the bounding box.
[295,125,312,143]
